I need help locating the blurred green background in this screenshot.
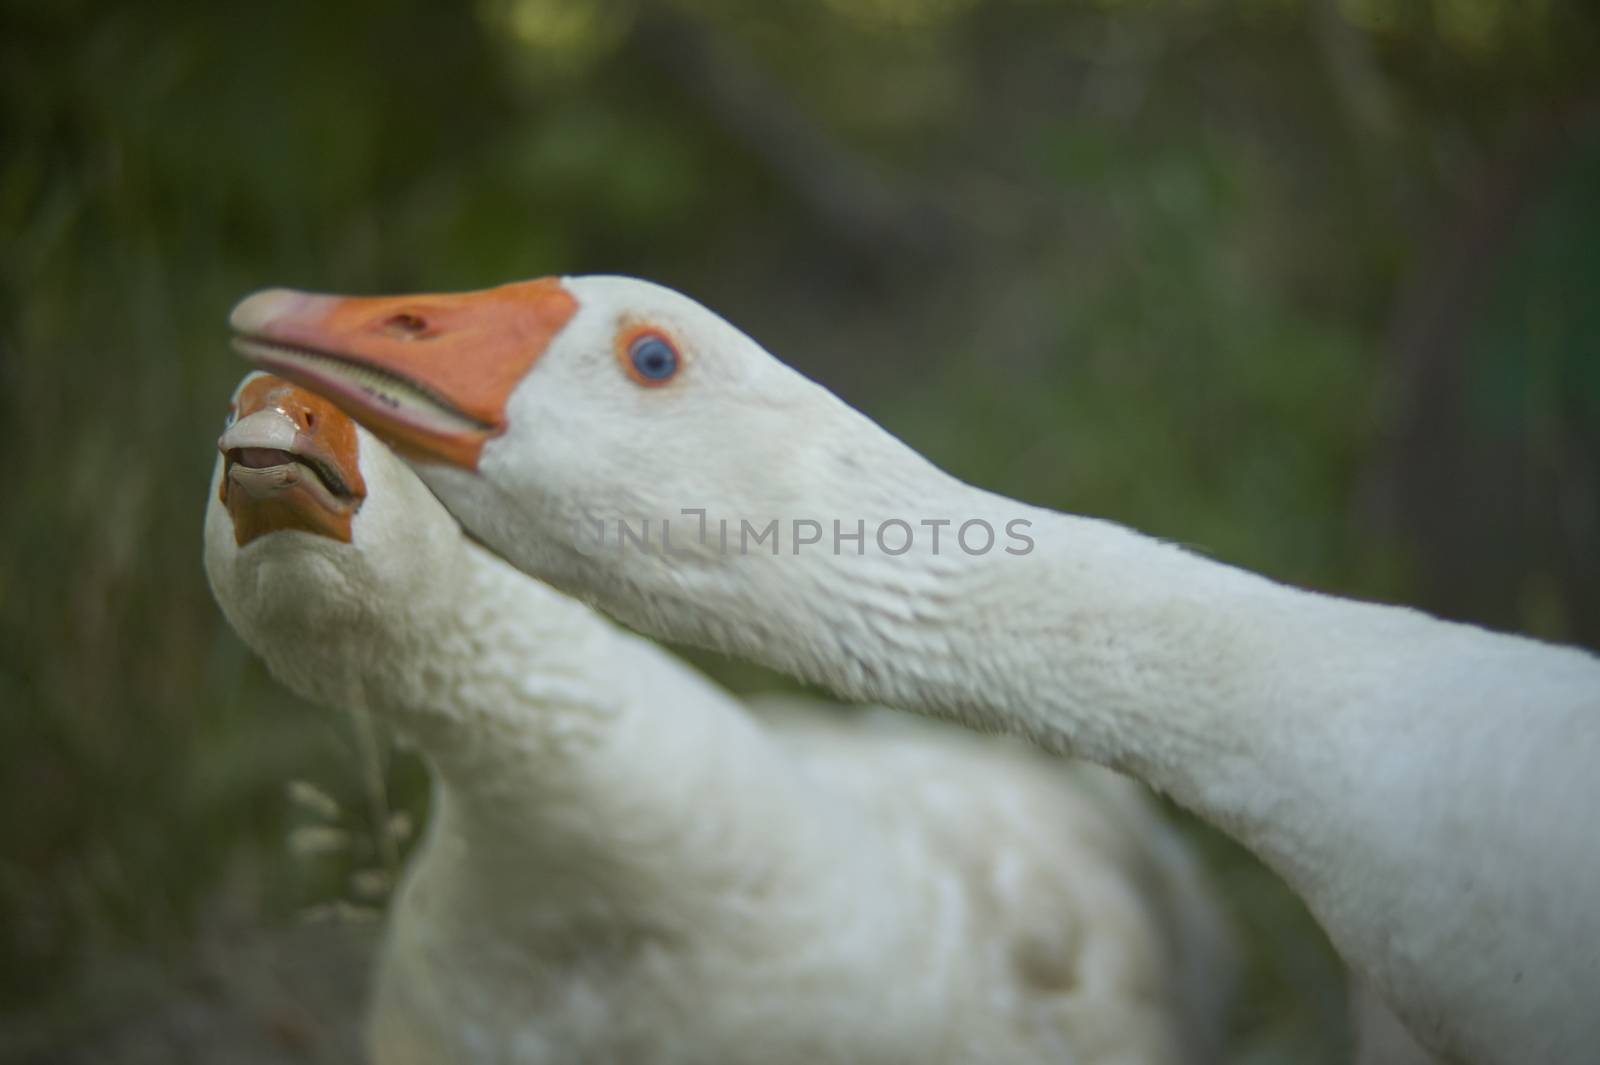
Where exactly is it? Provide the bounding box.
[3,0,1597,1061]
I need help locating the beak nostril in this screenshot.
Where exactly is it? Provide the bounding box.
[383,313,430,338]
[304,411,317,428]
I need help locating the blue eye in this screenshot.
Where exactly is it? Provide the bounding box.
[627,333,679,384]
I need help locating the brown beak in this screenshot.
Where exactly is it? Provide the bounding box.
[229,278,578,469]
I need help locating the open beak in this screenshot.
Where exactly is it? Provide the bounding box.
[228,278,577,469]
[219,375,367,546]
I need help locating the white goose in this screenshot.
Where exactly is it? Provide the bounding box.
[228,277,1600,1065]
[204,373,1236,1065]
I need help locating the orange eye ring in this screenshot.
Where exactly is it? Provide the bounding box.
[616,326,682,387]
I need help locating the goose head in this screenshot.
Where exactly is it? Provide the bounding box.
[204,372,468,699]
[228,277,961,671]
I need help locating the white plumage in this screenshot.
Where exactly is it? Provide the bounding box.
[204,374,1234,1065]
[228,275,1600,1065]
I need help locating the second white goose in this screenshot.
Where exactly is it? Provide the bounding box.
[204,372,1234,1065]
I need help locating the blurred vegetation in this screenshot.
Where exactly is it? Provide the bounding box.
[2,0,1597,1060]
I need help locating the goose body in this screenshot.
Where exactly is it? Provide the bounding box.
[229,276,1600,1065]
[203,374,1234,1065]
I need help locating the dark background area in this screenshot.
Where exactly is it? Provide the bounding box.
[3,0,1597,1061]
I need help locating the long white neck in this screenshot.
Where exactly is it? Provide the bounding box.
[289,543,851,935]
[870,495,1593,1061]
[721,449,1600,1065]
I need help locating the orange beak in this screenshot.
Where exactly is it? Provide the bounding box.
[220,375,367,546]
[228,278,578,469]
